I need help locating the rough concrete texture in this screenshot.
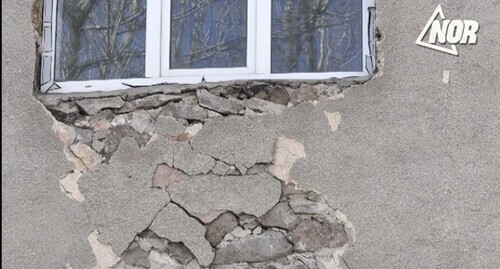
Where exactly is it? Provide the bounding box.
[2,1,95,268]
[150,203,214,267]
[169,173,282,220]
[79,138,171,254]
[191,116,277,168]
[3,1,500,269]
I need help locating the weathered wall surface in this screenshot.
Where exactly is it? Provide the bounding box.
[2,1,500,269]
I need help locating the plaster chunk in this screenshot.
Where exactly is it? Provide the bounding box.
[88,230,121,269]
[150,204,214,267]
[197,89,245,115]
[161,102,207,121]
[173,142,215,175]
[324,111,342,132]
[76,97,125,116]
[59,170,85,202]
[191,117,276,168]
[246,98,286,114]
[268,136,306,182]
[153,115,185,137]
[169,173,281,218]
[211,161,237,176]
[79,138,171,254]
[130,110,153,134]
[119,94,182,113]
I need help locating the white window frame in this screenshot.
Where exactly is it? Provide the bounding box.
[40,0,376,94]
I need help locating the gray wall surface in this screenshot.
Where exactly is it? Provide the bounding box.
[2,0,499,269]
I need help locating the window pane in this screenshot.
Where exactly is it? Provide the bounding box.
[170,0,247,69]
[55,0,147,81]
[271,0,363,73]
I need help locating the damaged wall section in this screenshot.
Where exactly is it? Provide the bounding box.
[41,82,357,269]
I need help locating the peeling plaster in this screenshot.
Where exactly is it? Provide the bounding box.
[324,111,342,133]
[88,230,121,269]
[269,136,306,182]
[59,170,85,202]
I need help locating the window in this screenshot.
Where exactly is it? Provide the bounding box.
[40,0,376,93]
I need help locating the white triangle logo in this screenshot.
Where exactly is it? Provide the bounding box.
[415,5,459,56]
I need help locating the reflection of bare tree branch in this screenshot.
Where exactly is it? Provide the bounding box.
[272,0,363,72]
[57,0,146,81]
[171,0,247,69]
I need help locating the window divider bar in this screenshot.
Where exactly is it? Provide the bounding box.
[161,0,172,77]
[255,0,271,75]
[145,0,162,78]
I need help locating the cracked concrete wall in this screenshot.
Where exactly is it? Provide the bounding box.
[3,1,500,269]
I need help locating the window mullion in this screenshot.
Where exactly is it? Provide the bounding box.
[145,0,162,78]
[255,0,272,75]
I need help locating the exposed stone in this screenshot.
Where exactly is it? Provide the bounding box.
[142,231,170,252]
[87,230,121,269]
[289,84,317,105]
[152,164,186,191]
[191,117,276,168]
[150,204,214,267]
[246,164,267,175]
[169,173,281,219]
[75,128,94,144]
[120,94,181,113]
[196,210,226,224]
[239,214,258,230]
[324,111,342,132]
[173,142,215,175]
[235,164,248,175]
[197,89,245,115]
[130,110,153,134]
[205,212,239,247]
[147,107,163,119]
[207,110,223,118]
[149,251,183,269]
[231,227,252,238]
[185,123,203,138]
[211,161,236,176]
[261,202,300,230]
[247,84,290,105]
[79,139,171,254]
[213,230,293,265]
[289,199,329,215]
[167,242,195,265]
[92,137,106,152]
[76,97,125,116]
[252,226,263,235]
[102,126,152,160]
[154,115,185,137]
[90,119,112,132]
[291,218,349,252]
[246,98,286,114]
[59,170,85,202]
[48,103,80,123]
[162,102,207,121]
[52,121,76,146]
[70,143,101,169]
[123,243,150,268]
[268,136,306,182]
[111,114,130,127]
